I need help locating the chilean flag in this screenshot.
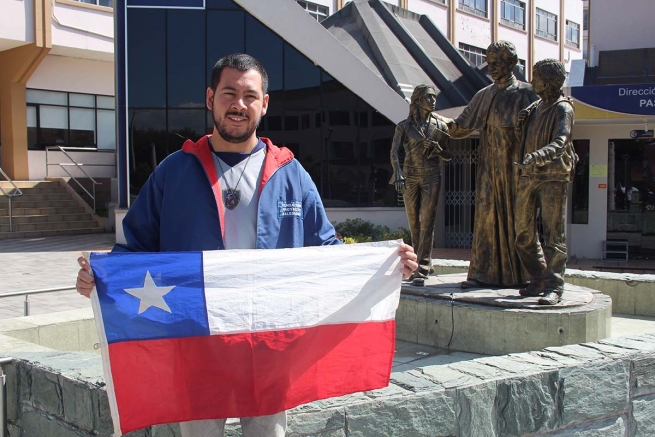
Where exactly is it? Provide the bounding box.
[89,241,403,435]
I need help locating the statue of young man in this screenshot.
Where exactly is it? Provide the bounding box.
[514,59,577,305]
[390,85,452,286]
[437,41,538,289]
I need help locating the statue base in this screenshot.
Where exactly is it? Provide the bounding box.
[396,273,612,355]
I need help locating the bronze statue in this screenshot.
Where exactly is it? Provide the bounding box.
[390,85,452,286]
[514,59,577,305]
[437,41,538,289]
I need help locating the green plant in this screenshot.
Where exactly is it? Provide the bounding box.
[333,218,410,244]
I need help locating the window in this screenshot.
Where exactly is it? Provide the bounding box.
[566,20,580,48]
[583,9,588,31]
[536,8,557,41]
[26,89,116,150]
[459,0,487,18]
[74,0,113,7]
[500,0,525,30]
[459,43,487,67]
[296,1,329,22]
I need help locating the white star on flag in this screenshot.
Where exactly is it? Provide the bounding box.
[124,271,175,314]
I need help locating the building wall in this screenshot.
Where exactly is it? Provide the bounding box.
[51,0,114,55]
[0,0,34,48]
[407,0,449,32]
[589,0,655,53]
[456,11,493,51]
[570,122,648,259]
[27,55,114,96]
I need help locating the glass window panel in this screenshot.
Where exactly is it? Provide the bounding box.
[127,8,166,108]
[26,106,37,128]
[70,108,95,130]
[97,110,116,150]
[69,93,95,108]
[205,0,241,9]
[26,89,67,106]
[284,43,320,110]
[27,127,38,150]
[207,11,245,87]
[246,15,283,93]
[516,9,524,25]
[40,106,68,129]
[284,116,299,131]
[97,96,115,109]
[168,10,206,108]
[168,109,206,153]
[322,71,357,109]
[129,109,167,192]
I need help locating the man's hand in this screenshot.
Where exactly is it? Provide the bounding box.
[398,243,418,280]
[76,256,95,298]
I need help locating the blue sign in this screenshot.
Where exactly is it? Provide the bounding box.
[571,84,655,116]
[127,0,204,7]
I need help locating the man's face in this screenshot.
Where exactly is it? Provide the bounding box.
[531,69,546,96]
[419,92,437,111]
[206,67,269,144]
[487,51,514,82]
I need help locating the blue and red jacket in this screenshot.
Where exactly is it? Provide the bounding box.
[115,135,339,252]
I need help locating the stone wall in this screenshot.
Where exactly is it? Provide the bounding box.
[3,333,655,436]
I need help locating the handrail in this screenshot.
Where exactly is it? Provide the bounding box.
[0,286,76,316]
[45,146,102,213]
[0,167,23,233]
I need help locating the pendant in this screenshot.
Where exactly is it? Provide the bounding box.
[223,189,240,210]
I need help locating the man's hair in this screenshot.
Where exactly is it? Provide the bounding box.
[534,58,566,98]
[486,41,518,68]
[210,53,269,95]
[409,85,437,122]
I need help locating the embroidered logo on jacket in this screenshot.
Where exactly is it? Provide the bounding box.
[278,201,302,219]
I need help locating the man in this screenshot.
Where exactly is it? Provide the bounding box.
[76,53,418,437]
[514,59,577,305]
[390,85,451,286]
[437,41,538,289]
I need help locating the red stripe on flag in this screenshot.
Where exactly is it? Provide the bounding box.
[109,320,396,433]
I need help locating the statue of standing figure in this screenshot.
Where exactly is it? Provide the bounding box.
[390,85,452,287]
[436,41,538,290]
[514,59,577,305]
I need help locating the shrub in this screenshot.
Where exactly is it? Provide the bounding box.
[333,218,410,245]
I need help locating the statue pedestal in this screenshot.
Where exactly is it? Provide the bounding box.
[396,273,612,355]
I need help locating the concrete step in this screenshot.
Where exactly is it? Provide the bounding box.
[0,186,67,196]
[0,219,101,233]
[0,206,87,216]
[0,213,93,225]
[0,199,80,209]
[0,181,61,189]
[0,193,72,204]
[0,227,105,240]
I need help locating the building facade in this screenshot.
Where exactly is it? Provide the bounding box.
[2,0,587,252]
[568,0,655,259]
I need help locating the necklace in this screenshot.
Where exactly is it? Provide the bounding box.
[215,150,254,210]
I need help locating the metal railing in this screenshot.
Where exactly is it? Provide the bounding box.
[0,286,76,316]
[0,357,13,437]
[0,168,23,232]
[45,146,105,213]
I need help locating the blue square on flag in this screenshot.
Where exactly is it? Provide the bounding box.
[91,252,208,343]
